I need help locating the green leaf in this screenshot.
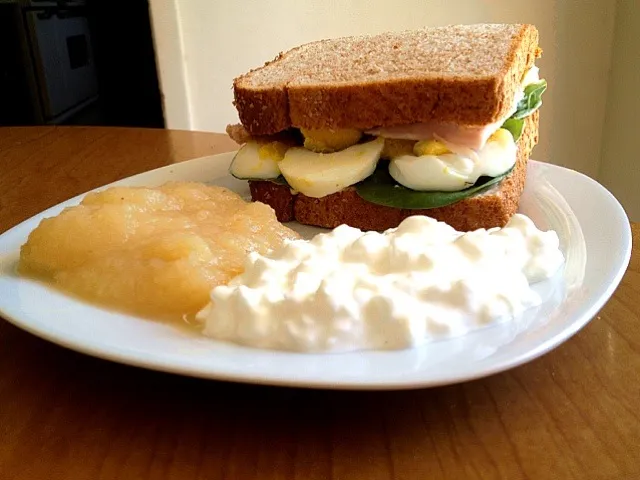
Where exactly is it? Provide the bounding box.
[230,172,290,186]
[512,80,547,120]
[501,79,547,141]
[355,165,513,210]
[501,117,525,141]
[269,175,290,186]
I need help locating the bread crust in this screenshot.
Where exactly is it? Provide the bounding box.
[249,181,295,222]
[249,111,539,231]
[234,24,540,135]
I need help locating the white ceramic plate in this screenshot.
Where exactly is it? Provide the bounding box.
[0,155,631,390]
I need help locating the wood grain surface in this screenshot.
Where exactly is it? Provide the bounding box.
[0,126,638,480]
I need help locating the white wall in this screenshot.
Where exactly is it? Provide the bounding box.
[150,0,616,179]
[599,0,640,221]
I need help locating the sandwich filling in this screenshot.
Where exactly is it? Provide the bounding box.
[229,67,546,210]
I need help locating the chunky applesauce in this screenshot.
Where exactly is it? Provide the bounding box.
[18,182,299,320]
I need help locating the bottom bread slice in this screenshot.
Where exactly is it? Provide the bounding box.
[249,112,539,232]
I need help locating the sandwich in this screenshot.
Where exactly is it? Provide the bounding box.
[226,24,546,232]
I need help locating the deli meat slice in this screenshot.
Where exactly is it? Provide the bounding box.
[366,119,504,151]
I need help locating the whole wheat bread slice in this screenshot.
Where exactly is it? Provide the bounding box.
[234,24,540,135]
[249,111,538,232]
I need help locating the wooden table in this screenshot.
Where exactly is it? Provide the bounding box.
[0,126,638,480]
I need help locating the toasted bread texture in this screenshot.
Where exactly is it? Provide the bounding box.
[234,24,540,135]
[249,111,539,232]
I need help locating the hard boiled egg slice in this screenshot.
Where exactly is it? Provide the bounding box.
[389,154,475,191]
[389,128,517,192]
[229,141,288,179]
[279,138,384,198]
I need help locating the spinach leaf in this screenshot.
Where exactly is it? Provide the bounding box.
[501,79,547,141]
[232,172,290,186]
[355,165,513,209]
[269,175,290,186]
[512,80,547,120]
[501,117,525,142]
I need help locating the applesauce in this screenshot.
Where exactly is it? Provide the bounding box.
[18,182,299,320]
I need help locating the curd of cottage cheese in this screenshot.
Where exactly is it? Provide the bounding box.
[196,214,564,353]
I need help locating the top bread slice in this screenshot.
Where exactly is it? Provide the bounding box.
[234,24,540,135]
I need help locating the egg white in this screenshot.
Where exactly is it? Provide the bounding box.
[388,133,517,192]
